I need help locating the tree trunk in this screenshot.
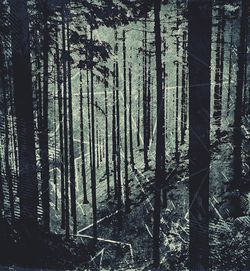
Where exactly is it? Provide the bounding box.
[153,0,165,267]
[86,63,93,205]
[61,4,70,238]
[104,70,110,198]
[67,20,77,234]
[232,0,248,193]
[175,35,180,164]
[137,72,141,147]
[55,30,66,229]
[41,1,50,231]
[181,31,187,145]
[226,27,233,117]
[213,0,225,136]
[10,0,38,226]
[129,64,135,171]
[79,68,88,204]
[115,30,122,215]
[90,26,97,239]
[143,19,149,171]
[123,30,130,212]
[188,0,212,269]
[112,62,118,199]
[0,38,15,221]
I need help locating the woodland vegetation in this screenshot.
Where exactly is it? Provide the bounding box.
[0,0,249,270]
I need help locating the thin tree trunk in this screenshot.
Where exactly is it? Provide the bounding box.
[104,70,110,198]
[90,26,97,239]
[53,64,58,211]
[162,38,167,208]
[123,30,130,212]
[66,20,77,234]
[181,31,187,145]
[137,72,141,147]
[116,61,122,212]
[115,30,122,215]
[213,1,225,136]
[79,68,88,204]
[0,151,4,221]
[61,4,70,238]
[175,35,180,164]
[143,19,149,171]
[129,64,135,171]
[41,2,50,231]
[86,63,93,205]
[112,62,118,199]
[55,30,65,229]
[226,27,233,117]
[147,53,151,146]
[96,122,99,169]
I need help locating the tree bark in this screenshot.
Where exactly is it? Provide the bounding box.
[188,0,212,269]
[232,0,248,193]
[10,0,38,226]
[79,68,88,204]
[153,0,165,267]
[123,30,130,212]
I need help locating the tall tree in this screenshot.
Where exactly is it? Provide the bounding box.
[67,19,77,234]
[226,27,233,117]
[174,0,180,164]
[213,0,225,137]
[10,0,38,226]
[104,68,110,198]
[137,71,141,147]
[39,0,50,231]
[79,67,88,204]
[188,0,212,270]
[181,31,188,145]
[153,0,165,267]
[90,25,97,239]
[0,38,15,222]
[112,62,118,199]
[123,29,130,212]
[61,2,70,238]
[55,29,66,229]
[143,19,149,170]
[232,0,249,194]
[128,62,135,171]
[115,30,122,215]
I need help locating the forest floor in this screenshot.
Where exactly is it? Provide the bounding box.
[1,121,250,270]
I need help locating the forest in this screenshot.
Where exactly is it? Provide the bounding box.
[0,0,249,270]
